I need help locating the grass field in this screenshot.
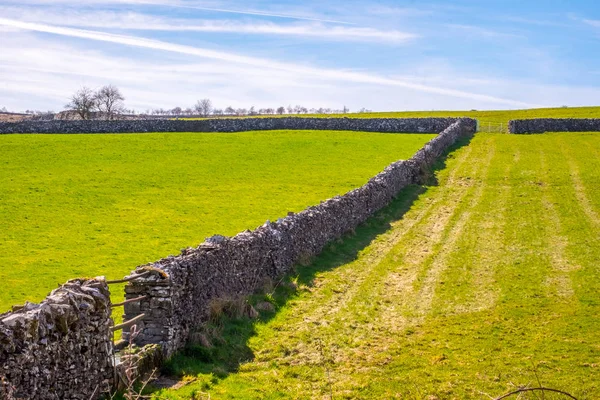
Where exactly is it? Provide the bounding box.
[155,131,600,399]
[187,106,600,126]
[0,130,433,311]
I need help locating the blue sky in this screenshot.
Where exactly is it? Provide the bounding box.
[0,0,599,112]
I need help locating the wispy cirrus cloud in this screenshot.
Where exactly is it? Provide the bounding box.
[444,24,523,39]
[0,17,539,108]
[583,18,600,28]
[3,0,353,24]
[0,7,416,44]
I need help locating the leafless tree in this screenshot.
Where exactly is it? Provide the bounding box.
[225,106,235,115]
[343,105,349,113]
[236,108,247,116]
[95,85,125,120]
[171,107,182,116]
[65,87,97,120]
[287,105,293,114]
[213,109,224,116]
[277,106,285,115]
[194,98,213,117]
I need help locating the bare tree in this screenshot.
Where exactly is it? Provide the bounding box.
[287,105,293,114]
[277,106,285,115]
[171,107,182,116]
[225,106,235,115]
[213,109,224,116]
[65,87,97,120]
[95,84,125,120]
[194,98,213,117]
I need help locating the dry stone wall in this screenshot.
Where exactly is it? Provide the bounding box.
[0,279,113,400]
[0,117,476,399]
[509,118,600,134]
[123,118,477,356]
[0,117,460,134]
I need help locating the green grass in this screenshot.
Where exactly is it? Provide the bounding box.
[0,130,433,311]
[155,131,600,399]
[190,106,600,126]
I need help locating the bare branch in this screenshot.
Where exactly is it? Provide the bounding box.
[494,387,578,400]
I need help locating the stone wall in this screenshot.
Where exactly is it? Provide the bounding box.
[0,117,461,134]
[0,118,476,398]
[509,118,600,134]
[0,279,113,399]
[122,118,477,356]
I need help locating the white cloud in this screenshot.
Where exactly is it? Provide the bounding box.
[0,7,415,43]
[4,0,353,24]
[0,17,539,108]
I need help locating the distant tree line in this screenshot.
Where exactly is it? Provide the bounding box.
[143,100,353,118]
[7,85,370,120]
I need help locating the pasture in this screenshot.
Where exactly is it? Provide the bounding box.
[189,106,600,126]
[0,130,433,311]
[156,131,600,399]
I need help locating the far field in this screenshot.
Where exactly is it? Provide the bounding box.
[0,130,433,311]
[190,106,600,126]
[157,131,600,399]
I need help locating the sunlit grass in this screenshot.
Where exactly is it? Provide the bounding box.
[156,132,600,399]
[0,130,432,311]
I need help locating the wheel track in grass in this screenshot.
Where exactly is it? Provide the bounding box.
[556,135,600,230]
[307,134,497,389]
[538,150,581,299]
[264,139,479,374]
[288,142,477,333]
[372,135,496,332]
[299,133,491,370]
[308,139,495,390]
[445,141,519,315]
[411,141,497,320]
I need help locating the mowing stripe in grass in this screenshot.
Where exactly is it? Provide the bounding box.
[370,134,494,327]
[434,135,515,315]
[269,141,478,339]
[538,151,580,299]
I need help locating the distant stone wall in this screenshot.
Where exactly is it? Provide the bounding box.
[509,118,600,134]
[122,118,477,356]
[0,279,113,399]
[0,117,461,134]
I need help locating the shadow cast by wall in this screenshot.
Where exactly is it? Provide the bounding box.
[152,134,473,393]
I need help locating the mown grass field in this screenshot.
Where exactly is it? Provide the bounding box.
[155,131,600,399]
[0,130,433,311]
